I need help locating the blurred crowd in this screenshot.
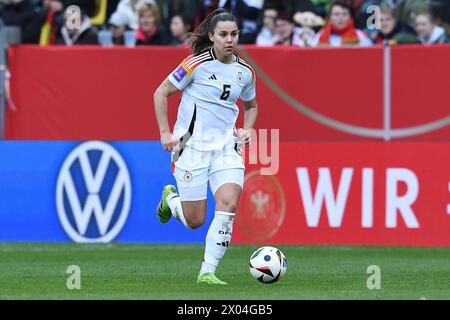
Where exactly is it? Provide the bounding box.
[0,0,449,47]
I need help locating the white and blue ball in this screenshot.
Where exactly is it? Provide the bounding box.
[249,246,287,284]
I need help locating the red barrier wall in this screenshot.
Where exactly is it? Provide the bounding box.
[3,45,450,246]
[5,45,449,141]
[234,142,450,246]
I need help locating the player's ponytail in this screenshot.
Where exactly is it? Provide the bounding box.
[189,8,238,55]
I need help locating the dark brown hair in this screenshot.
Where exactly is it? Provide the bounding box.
[329,0,356,20]
[189,8,238,55]
[415,10,437,24]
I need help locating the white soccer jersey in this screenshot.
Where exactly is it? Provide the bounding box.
[167,47,256,151]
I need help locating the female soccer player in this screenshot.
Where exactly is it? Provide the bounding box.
[153,8,258,285]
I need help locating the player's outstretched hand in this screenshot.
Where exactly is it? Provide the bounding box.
[160,132,180,152]
[236,128,252,146]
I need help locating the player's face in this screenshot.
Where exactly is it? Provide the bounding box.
[209,21,239,57]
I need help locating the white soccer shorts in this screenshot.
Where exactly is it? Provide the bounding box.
[172,143,245,201]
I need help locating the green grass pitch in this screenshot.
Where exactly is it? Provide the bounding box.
[1,243,449,300]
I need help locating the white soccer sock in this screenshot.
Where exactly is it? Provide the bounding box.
[166,192,190,229]
[200,211,235,275]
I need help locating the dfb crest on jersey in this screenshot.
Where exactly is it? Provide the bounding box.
[236,71,243,84]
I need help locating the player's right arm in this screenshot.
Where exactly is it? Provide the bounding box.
[153,78,180,152]
[154,56,195,151]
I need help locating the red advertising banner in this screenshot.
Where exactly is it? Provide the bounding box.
[5,45,450,141]
[234,142,450,246]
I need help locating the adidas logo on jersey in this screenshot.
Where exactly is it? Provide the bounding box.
[208,74,217,80]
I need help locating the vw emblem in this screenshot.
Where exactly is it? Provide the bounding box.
[56,141,132,243]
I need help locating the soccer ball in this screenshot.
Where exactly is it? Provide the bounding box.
[249,246,287,284]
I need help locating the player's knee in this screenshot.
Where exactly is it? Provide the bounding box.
[226,202,238,213]
[185,216,205,229]
[216,199,238,214]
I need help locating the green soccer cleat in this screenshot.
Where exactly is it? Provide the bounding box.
[156,185,177,223]
[197,273,228,285]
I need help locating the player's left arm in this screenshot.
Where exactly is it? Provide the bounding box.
[237,98,258,146]
[242,98,258,130]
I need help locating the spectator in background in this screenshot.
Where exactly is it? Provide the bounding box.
[390,0,429,30]
[255,6,277,45]
[367,5,414,44]
[266,0,323,31]
[428,0,450,41]
[108,14,128,45]
[108,0,157,45]
[109,0,156,30]
[0,0,43,43]
[414,10,448,44]
[57,0,96,16]
[359,0,428,30]
[135,2,170,45]
[169,13,192,46]
[164,0,198,32]
[294,10,324,32]
[277,0,324,33]
[14,0,97,44]
[278,0,316,13]
[219,0,264,44]
[273,11,311,46]
[311,1,372,47]
[305,0,365,20]
[53,9,97,44]
[45,0,97,28]
[37,0,96,18]
[0,0,34,30]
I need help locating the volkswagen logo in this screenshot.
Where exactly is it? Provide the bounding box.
[56,141,131,243]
